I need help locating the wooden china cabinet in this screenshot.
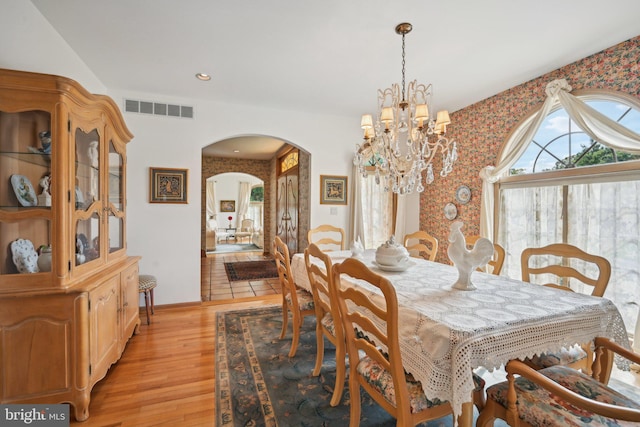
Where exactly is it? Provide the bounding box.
[0,68,140,421]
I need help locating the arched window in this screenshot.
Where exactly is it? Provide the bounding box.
[497,92,640,334]
[510,98,640,174]
[280,151,298,173]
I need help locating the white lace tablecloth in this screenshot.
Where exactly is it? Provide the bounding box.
[291,249,630,424]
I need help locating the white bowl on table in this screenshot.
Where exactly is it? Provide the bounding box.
[374,236,411,271]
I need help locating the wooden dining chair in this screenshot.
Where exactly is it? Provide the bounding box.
[521,243,611,297]
[304,243,346,406]
[403,231,438,261]
[477,337,640,427]
[465,235,505,275]
[520,243,612,374]
[332,257,486,427]
[307,224,345,252]
[273,236,315,357]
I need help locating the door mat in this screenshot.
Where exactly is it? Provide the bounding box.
[224,260,278,282]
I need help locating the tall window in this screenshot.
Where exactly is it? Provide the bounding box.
[498,95,640,333]
[247,185,263,230]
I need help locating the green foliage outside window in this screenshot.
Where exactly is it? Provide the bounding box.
[553,142,640,170]
[250,186,264,202]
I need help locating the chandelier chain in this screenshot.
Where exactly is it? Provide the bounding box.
[401,33,406,103]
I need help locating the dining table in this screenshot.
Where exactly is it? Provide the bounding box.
[290,248,631,426]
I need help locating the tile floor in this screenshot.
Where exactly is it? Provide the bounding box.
[201,249,282,302]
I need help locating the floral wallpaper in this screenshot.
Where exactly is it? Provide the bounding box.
[422,36,640,264]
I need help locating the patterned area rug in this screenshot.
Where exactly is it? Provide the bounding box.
[215,306,460,426]
[224,260,278,282]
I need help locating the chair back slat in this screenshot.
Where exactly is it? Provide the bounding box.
[308,224,346,251]
[521,243,611,297]
[305,244,333,316]
[274,236,296,299]
[403,230,438,261]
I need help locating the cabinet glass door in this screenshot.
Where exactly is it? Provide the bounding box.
[107,141,124,254]
[0,110,52,277]
[74,128,101,266]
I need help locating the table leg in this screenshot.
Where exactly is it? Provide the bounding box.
[457,402,473,427]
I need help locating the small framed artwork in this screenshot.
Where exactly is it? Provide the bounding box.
[220,200,236,212]
[320,175,348,205]
[149,167,188,204]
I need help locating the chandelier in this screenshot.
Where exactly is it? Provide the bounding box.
[354,23,457,194]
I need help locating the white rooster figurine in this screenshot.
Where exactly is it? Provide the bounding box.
[447,221,494,290]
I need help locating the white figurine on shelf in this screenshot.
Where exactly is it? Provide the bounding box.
[37,175,51,207]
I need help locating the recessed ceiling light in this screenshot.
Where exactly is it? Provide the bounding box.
[195,73,211,81]
[233,149,240,153]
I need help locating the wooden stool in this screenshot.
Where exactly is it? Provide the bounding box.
[138,275,157,325]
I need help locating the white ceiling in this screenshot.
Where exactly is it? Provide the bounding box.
[31,0,640,158]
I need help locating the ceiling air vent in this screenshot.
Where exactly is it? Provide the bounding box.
[124,99,194,119]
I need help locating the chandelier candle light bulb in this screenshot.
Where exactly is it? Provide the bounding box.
[354,22,458,194]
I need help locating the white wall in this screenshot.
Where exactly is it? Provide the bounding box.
[118,92,357,304]
[0,1,105,93]
[2,1,420,306]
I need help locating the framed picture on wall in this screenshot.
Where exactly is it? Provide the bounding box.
[320,175,348,205]
[220,200,235,212]
[149,167,188,204]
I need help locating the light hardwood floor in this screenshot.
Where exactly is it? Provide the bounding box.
[71,297,280,426]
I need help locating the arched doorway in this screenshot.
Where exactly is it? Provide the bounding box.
[200,136,311,302]
[205,172,264,252]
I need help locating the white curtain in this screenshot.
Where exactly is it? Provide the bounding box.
[349,165,365,245]
[498,186,563,280]
[499,179,640,332]
[568,181,640,331]
[353,168,394,249]
[237,182,251,221]
[206,179,216,220]
[394,195,407,243]
[247,202,263,230]
[480,79,640,240]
